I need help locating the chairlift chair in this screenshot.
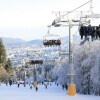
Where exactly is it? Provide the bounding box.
[79,24,100,41]
[29,60,43,65]
[43,33,61,47]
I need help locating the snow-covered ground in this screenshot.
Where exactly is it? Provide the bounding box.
[0,83,100,100]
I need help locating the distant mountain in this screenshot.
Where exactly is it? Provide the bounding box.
[2,37,26,48]
[27,39,42,46]
[2,37,26,44]
[2,37,42,48]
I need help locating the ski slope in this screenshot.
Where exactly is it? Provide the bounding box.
[0,83,99,100]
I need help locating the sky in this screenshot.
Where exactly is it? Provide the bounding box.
[0,0,100,41]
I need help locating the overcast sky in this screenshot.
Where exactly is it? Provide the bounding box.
[0,0,100,41]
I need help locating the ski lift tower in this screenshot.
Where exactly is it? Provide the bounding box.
[50,0,98,96]
[51,14,79,96]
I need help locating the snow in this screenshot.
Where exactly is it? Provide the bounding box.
[0,83,99,100]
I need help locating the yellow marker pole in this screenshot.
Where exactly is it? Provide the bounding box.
[33,81,38,87]
[68,20,76,96]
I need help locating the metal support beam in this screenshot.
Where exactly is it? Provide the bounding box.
[68,20,76,96]
[33,64,38,87]
[24,70,26,87]
[69,21,74,84]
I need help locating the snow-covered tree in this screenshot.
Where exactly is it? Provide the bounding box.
[53,40,100,95]
[75,40,100,95]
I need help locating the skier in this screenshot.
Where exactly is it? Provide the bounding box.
[50,83,52,86]
[57,83,58,86]
[30,86,32,89]
[65,84,68,90]
[36,87,38,92]
[6,81,8,86]
[9,79,12,86]
[62,85,64,90]
[17,82,20,88]
[30,84,32,89]
[42,81,44,85]
[45,84,47,89]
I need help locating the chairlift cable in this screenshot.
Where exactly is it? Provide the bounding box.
[52,0,92,25]
[90,0,94,15]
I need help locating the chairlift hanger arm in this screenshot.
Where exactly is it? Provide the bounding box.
[54,23,80,27]
[82,14,100,18]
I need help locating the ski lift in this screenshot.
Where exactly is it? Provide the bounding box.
[43,33,61,47]
[29,60,43,65]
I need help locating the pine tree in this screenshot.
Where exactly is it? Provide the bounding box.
[0,38,6,66]
[5,58,12,72]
